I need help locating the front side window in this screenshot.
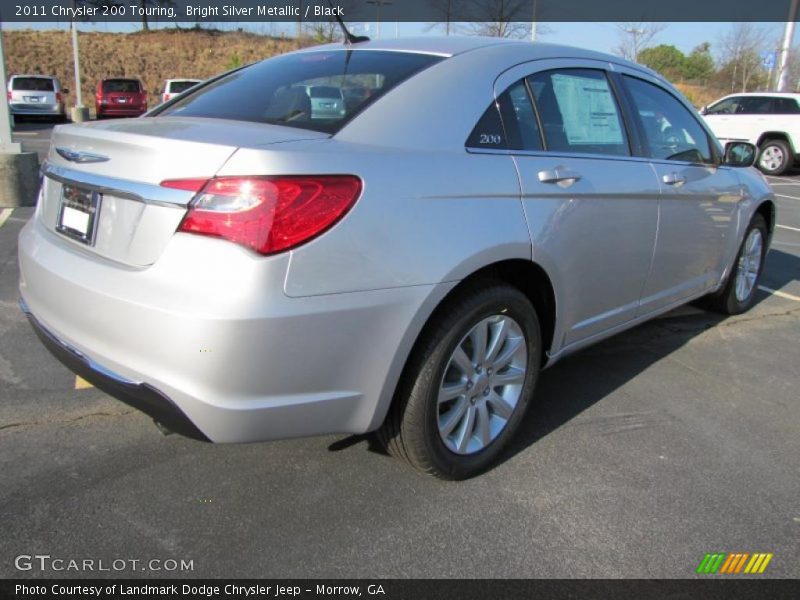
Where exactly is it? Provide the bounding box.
[624,76,712,164]
[157,50,442,134]
[705,97,742,115]
[527,69,629,156]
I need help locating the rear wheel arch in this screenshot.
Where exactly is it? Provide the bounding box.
[372,259,557,434]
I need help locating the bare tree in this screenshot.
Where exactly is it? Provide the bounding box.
[426,0,456,36]
[464,0,530,39]
[717,23,768,92]
[131,0,175,32]
[302,1,360,43]
[614,22,667,62]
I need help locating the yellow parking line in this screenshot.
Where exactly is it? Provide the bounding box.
[74,376,94,390]
[0,208,12,229]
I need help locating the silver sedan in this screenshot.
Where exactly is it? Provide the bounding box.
[18,37,775,479]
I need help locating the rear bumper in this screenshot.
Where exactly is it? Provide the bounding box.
[97,105,146,117]
[20,298,209,441]
[18,215,441,443]
[10,103,64,116]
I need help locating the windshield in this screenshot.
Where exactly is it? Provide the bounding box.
[12,77,55,92]
[155,50,443,134]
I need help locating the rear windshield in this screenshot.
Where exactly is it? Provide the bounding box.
[103,79,142,93]
[169,81,199,94]
[156,50,444,134]
[12,77,55,91]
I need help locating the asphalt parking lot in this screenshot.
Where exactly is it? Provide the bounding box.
[1,125,798,579]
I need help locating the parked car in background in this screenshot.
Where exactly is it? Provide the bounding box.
[161,79,201,104]
[95,78,147,119]
[304,84,346,119]
[20,38,774,479]
[7,75,67,121]
[701,92,800,175]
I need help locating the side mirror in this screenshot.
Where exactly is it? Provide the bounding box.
[699,105,708,115]
[723,141,756,167]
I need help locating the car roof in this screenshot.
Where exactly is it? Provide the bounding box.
[165,78,201,82]
[714,91,800,100]
[10,74,58,79]
[298,35,652,71]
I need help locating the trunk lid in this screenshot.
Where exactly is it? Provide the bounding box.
[41,117,327,267]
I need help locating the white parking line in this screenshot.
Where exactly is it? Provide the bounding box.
[0,208,13,229]
[777,224,800,232]
[775,193,800,201]
[758,286,800,303]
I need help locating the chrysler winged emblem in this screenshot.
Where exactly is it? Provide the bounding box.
[55,147,110,163]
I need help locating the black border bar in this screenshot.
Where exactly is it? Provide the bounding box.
[2,579,800,600]
[1,0,799,24]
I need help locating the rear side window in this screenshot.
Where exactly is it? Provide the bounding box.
[103,79,142,93]
[169,81,198,94]
[623,75,712,164]
[772,97,800,114]
[527,69,629,156]
[466,81,542,151]
[736,96,773,114]
[157,50,443,134]
[12,77,55,91]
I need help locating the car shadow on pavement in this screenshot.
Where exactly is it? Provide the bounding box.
[330,248,799,470]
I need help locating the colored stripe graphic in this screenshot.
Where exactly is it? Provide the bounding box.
[697,553,726,574]
[699,552,773,574]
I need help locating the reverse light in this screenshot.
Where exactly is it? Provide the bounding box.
[162,175,362,255]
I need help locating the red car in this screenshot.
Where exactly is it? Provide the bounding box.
[95,78,147,118]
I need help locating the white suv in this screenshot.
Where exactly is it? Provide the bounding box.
[160,79,201,104]
[701,92,800,175]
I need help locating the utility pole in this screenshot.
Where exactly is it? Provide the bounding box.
[0,27,21,153]
[776,0,799,91]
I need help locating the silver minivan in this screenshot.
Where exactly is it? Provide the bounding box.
[7,74,67,121]
[18,37,775,479]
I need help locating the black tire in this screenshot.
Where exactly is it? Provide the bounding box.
[757,139,793,176]
[377,281,542,480]
[706,213,768,315]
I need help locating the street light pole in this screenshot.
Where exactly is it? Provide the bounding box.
[776,0,799,91]
[624,26,645,62]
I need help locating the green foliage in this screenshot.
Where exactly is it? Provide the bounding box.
[684,43,715,81]
[638,44,686,80]
[226,54,243,70]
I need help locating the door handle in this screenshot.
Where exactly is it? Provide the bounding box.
[662,172,686,187]
[538,167,582,187]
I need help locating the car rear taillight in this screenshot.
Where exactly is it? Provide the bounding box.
[56,92,62,103]
[6,91,11,101]
[162,176,362,255]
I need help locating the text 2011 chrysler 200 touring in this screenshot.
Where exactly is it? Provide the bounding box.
[19,37,775,479]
